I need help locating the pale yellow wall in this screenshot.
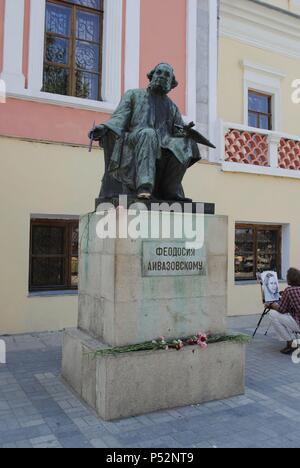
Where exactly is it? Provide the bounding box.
[0,136,105,335]
[1,136,300,333]
[183,161,300,317]
[218,37,300,135]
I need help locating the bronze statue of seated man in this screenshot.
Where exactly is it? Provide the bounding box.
[89,63,215,202]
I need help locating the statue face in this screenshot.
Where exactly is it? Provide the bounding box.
[149,64,174,95]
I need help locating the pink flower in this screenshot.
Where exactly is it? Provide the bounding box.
[197,331,207,340]
[159,336,165,341]
[187,338,196,345]
[196,332,208,349]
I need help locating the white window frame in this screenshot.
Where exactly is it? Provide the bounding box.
[9,0,124,113]
[234,222,290,285]
[242,60,286,132]
[0,0,26,92]
[124,0,140,91]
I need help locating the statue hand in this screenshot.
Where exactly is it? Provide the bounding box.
[174,121,195,138]
[88,124,107,141]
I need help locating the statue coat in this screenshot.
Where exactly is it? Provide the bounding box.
[102,88,201,191]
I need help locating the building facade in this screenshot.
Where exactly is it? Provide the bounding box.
[194,0,300,316]
[0,0,218,334]
[0,0,300,334]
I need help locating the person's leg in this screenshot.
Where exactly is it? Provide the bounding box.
[129,129,160,197]
[269,311,300,353]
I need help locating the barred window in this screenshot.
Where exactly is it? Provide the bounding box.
[43,0,104,100]
[29,219,79,292]
[235,224,282,281]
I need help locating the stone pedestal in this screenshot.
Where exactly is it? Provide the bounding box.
[62,328,245,421]
[62,208,246,420]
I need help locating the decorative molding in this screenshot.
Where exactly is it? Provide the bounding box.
[242,60,285,131]
[0,0,26,92]
[102,0,123,103]
[241,60,287,80]
[208,0,219,161]
[186,0,197,123]
[220,0,300,59]
[222,121,300,146]
[27,0,123,108]
[6,90,116,114]
[281,224,290,282]
[222,161,300,180]
[220,120,300,179]
[124,0,141,91]
[28,0,46,93]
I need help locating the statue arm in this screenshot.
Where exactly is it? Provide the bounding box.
[173,106,185,133]
[172,105,215,148]
[89,90,133,141]
[103,90,133,137]
[172,107,192,138]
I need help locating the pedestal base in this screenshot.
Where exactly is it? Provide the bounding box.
[95,198,215,215]
[62,328,246,421]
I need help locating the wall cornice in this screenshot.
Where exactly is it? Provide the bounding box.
[220,0,300,59]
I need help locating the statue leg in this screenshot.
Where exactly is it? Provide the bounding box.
[129,129,160,194]
[156,151,188,201]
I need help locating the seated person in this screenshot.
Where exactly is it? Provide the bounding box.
[266,268,300,355]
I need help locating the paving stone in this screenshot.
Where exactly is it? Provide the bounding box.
[0,402,10,411]
[30,434,57,445]
[58,435,92,449]
[90,438,109,448]
[19,419,45,428]
[1,321,300,448]
[16,440,33,448]
[2,442,18,448]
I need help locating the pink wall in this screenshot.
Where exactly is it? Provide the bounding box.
[0,0,188,144]
[0,98,110,145]
[139,0,187,113]
[121,0,126,95]
[0,0,5,73]
[23,0,31,88]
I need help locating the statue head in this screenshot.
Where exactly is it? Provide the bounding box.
[147,63,178,95]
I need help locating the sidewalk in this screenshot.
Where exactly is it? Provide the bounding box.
[0,315,299,448]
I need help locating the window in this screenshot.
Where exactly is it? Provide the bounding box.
[29,219,79,292]
[248,91,272,130]
[43,0,104,100]
[235,224,282,281]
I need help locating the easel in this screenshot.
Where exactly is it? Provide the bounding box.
[252,306,271,339]
[252,272,276,339]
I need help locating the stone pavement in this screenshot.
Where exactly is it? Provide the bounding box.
[0,315,300,448]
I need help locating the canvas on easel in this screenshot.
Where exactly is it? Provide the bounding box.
[253,271,279,339]
[257,271,280,305]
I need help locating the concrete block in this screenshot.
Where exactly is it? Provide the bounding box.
[61,330,245,421]
[205,216,228,257]
[78,294,104,339]
[76,212,229,346]
[61,331,83,396]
